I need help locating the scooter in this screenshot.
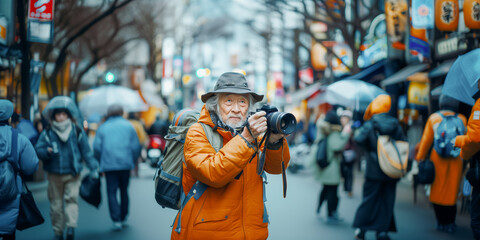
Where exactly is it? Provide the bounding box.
[147,135,166,168]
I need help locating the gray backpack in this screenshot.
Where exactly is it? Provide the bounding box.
[154,109,222,211]
[0,128,19,204]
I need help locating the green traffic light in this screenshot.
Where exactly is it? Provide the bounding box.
[105,72,115,83]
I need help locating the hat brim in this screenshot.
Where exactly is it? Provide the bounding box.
[201,88,264,103]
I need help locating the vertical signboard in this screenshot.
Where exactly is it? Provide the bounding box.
[412,0,434,29]
[385,0,408,50]
[27,0,55,43]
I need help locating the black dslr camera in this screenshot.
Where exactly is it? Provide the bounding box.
[256,104,297,135]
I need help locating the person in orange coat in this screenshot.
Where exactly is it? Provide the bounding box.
[455,81,480,239]
[171,72,290,240]
[415,94,467,233]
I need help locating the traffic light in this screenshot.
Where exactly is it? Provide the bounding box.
[105,72,115,83]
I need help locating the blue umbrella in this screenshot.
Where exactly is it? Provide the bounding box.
[442,48,480,106]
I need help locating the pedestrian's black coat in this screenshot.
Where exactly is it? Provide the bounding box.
[352,113,405,233]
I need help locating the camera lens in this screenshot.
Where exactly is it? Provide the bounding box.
[268,112,297,135]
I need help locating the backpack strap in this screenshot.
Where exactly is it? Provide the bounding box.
[174,122,223,233]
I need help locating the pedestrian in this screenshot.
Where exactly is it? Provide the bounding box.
[455,80,480,239]
[11,112,39,146]
[35,97,99,240]
[127,112,148,177]
[0,100,39,240]
[415,94,466,233]
[312,109,351,223]
[148,113,169,137]
[352,94,405,240]
[339,109,356,197]
[93,104,141,231]
[170,72,291,240]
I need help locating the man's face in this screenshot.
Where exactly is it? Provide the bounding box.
[218,93,249,128]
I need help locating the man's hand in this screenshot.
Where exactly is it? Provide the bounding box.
[242,111,268,143]
[268,133,286,144]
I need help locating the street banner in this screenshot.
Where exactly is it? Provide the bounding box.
[435,0,459,31]
[412,0,434,29]
[385,0,408,50]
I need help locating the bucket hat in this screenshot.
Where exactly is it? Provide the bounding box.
[0,99,14,121]
[201,72,264,103]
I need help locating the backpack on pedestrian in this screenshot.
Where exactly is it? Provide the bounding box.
[376,130,409,179]
[315,136,329,169]
[154,109,222,210]
[0,128,19,204]
[433,112,465,158]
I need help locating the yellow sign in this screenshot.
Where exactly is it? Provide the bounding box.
[408,81,429,106]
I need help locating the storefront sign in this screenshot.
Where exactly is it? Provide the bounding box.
[27,19,54,43]
[412,0,434,29]
[408,81,429,107]
[409,35,430,58]
[435,0,459,31]
[435,36,468,60]
[311,41,327,70]
[0,16,7,45]
[385,0,408,49]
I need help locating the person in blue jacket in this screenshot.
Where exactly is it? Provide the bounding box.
[0,100,39,240]
[35,101,99,240]
[93,104,141,231]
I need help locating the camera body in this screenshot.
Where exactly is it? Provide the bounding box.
[256,104,297,135]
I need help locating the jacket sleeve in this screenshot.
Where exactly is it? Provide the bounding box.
[77,128,99,171]
[35,130,53,162]
[455,99,480,160]
[416,115,435,161]
[183,123,255,188]
[18,134,39,175]
[354,121,373,148]
[263,138,290,174]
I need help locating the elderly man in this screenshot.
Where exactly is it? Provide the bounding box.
[171,72,291,240]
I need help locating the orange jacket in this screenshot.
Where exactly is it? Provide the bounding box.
[455,98,480,160]
[171,106,290,240]
[363,94,391,121]
[416,111,467,205]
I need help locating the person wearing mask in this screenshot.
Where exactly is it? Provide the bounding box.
[415,94,467,233]
[93,105,141,231]
[455,80,480,239]
[312,110,351,223]
[171,72,290,240]
[352,95,405,240]
[0,100,39,240]
[35,98,99,240]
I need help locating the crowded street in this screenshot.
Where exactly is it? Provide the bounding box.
[14,163,473,240]
[2,0,480,240]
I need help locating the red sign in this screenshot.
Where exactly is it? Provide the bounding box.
[28,0,55,21]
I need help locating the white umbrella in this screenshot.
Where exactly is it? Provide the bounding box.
[79,85,148,118]
[308,79,387,111]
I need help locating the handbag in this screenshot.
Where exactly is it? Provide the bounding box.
[16,181,45,230]
[316,136,329,169]
[80,174,101,208]
[415,147,435,185]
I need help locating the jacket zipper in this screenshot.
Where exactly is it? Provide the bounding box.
[242,167,246,239]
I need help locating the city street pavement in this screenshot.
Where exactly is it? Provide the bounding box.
[17,162,473,240]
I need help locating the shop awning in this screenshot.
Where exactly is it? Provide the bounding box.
[343,59,387,81]
[380,63,429,88]
[428,59,456,79]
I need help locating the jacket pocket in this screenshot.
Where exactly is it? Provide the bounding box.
[193,207,234,231]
